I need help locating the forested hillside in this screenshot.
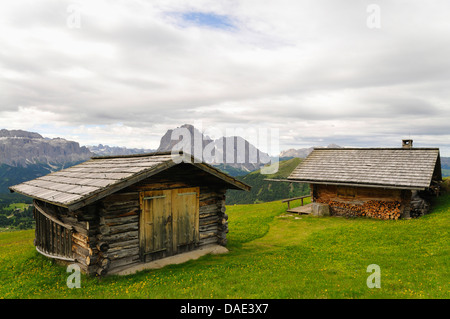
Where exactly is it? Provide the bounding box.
[441,157,450,177]
[226,158,310,205]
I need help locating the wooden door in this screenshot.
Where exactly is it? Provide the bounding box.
[139,189,172,261]
[139,187,199,261]
[171,187,199,252]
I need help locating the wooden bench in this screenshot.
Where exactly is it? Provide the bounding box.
[282,195,312,214]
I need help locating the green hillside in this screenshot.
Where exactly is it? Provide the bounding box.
[226,158,310,205]
[0,191,449,299]
[442,169,450,177]
[0,161,87,194]
[212,164,251,177]
[0,161,86,230]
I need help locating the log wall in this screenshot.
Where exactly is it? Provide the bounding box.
[36,164,230,276]
[33,165,230,276]
[90,187,227,275]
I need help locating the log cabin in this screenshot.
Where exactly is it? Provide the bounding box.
[9,151,250,276]
[286,140,442,219]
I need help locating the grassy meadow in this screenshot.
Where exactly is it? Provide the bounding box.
[0,194,449,299]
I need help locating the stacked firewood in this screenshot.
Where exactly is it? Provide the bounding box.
[361,200,402,220]
[316,199,402,220]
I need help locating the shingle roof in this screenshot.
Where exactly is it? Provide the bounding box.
[288,148,441,190]
[9,152,250,211]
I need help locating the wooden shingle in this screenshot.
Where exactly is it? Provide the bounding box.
[288,148,441,190]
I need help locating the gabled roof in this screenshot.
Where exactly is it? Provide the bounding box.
[9,151,250,211]
[288,148,441,190]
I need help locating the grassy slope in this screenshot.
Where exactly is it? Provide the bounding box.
[0,195,449,299]
[226,158,310,205]
[442,169,450,177]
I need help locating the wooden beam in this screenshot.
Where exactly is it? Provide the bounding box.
[284,180,426,191]
[34,201,73,230]
[35,246,75,262]
[191,161,251,191]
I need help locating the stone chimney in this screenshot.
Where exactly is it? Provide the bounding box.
[402,139,413,149]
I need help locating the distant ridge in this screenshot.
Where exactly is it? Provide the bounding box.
[226,157,310,205]
[0,129,92,167]
[156,124,272,173]
[279,144,341,158]
[88,144,155,156]
[0,129,93,193]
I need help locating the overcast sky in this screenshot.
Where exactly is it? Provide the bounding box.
[1,0,449,155]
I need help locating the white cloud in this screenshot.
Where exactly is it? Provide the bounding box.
[0,0,449,155]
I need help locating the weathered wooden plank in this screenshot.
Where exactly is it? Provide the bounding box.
[108,255,141,271]
[34,200,73,230]
[198,236,218,246]
[103,200,139,210]
[97,231,138,244]
[199,215,219,226]
[101,247,140,260]
[100,222,139,235]
[108,239,139,250]
[101,214,139,226]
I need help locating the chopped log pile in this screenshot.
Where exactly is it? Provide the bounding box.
[199,190,228,247]
[316,199,402,220]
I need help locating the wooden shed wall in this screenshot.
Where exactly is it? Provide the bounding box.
[32,200,100,274]
[32,164,230,276]
[92,185,227,275]
[312,184,412,218]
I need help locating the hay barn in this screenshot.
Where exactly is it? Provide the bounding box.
[287,140,442,219]
[9,152,250,276]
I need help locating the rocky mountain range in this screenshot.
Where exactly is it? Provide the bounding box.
[88,144,155,157]
[0,129,92,167]
[156,124,272,173]
[0,129,93,193]
[0,126,273,193]
[279,143,342,158]
[0,126,447,195]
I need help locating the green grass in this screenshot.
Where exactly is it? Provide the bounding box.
[3,203,29,212]
[226,158,310,205]
[0,196,449,299]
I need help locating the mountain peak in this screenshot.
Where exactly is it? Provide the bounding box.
[156,124,271,171]
[279,144,341,158]
[0,129,92,167]
[0,129,43,139]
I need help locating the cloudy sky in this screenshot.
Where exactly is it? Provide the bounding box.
[1,0,449,155]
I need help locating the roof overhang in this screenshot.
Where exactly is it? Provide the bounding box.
[285,179,427,191]
[266,178,427,190]
[9,151,251,211]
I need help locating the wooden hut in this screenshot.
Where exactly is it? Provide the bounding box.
[286,140,442,219]
[9,152,250,276]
